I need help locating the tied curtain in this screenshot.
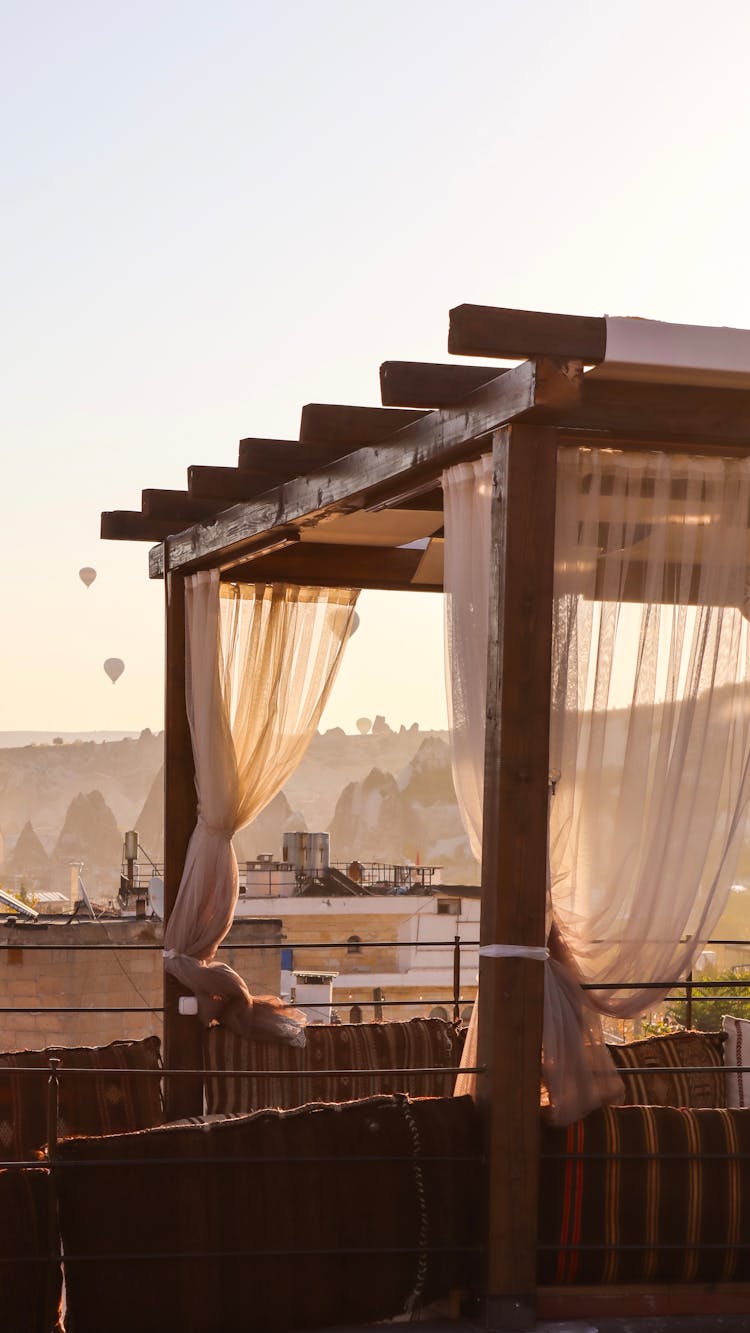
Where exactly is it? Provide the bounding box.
[164,572,359,1042]
[445,448,750,1125]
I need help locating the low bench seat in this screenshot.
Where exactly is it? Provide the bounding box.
[204,1017,464,1114]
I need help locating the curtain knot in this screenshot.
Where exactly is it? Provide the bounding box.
[196,814,234,839]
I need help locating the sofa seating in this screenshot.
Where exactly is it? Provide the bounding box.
[540,1103,750,1285]
[0,1035,163,1160]
[55,1092,481,1333]
[204,1017,463,1114]
[0,1166,60,1333]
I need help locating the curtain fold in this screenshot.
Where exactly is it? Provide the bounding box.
[445,447,750,1124]
[164,572,359,1043]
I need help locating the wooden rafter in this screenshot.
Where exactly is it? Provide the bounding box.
[237,437,350,471]
[149,357,581,577]
[299,403,428,446]
[221,542,439,592]
[101,511,185,542]
[142,490,223,522]
[449,303,607,362]
[380,360,507,407]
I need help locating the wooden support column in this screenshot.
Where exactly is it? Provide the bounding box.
[476,424,558,1331]
[163,567,203,1118]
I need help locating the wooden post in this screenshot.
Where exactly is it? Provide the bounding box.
[163,567,203,1118]
[475,424,558,1330]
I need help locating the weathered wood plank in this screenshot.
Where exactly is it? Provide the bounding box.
[101,511,183,542]
[222,543,439,591]
[449,303,606,362]
[142,489,224,521]
[477,423,558,1324]
[188,465,274,500]
[163,570,202,1118]
[150,357,572,577]
[299,402,429,445]
[380,360,506,407]
[237,437,348,472]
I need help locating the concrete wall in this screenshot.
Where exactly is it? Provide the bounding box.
[0,917,282,1053]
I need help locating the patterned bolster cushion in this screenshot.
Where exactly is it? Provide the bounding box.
[0,1036,163,1161]
[607,1029,727,1107]
[0,1166,61,1333]
[540,1104,750,1285]
[56,1093,482,1333]
[204,1018,463,1115]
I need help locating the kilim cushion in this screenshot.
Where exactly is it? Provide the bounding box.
[722,1015,750,1108]
[55,1093,482,1333]
[607,1029,726,1107]
[0,1166,61,1333]
[204,1018,462,1114]
[0,1035,163,1160]
[540,1104,750,1285]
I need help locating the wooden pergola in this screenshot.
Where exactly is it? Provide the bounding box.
[103,303,750,1330]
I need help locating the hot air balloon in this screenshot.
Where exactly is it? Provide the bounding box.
[103,658,125,684]
[356,717,372,735]
[79,567,97,588]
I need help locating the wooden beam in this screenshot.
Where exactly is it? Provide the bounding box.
[478,423,558,1327]
[222,542,439,591]
[163,570,202,1118]
[150,357,576,577]
[237,437,348,472]
[142,489,224,522]
[188,465,279,502]
[558,376,750,446]
[101,511,182,542]
[299,403,429,446]
[380,360,506,408]
[449,303,606,363]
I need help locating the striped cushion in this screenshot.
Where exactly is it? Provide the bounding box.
[204,1019,462,1114]
[56,1093,481,1333]
[607,1030,726,1107]
[0,1036,163,1160]
[0,1166,60,1332]
[540,1105,750,1284]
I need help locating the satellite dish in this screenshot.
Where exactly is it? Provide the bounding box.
[356,717,372,735]
[350,611,360,635]
[103,657,125,684]
[148,875,164,920]
[78,567,97,588]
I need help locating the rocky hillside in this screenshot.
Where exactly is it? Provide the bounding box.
[328,736,478,880]
[0,723,483,892]
[0,729,162,845]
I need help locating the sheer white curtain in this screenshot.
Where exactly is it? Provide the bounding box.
[445,447,750,1124]
[164,572,359,1042]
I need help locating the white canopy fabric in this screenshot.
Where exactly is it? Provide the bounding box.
[591,316,750,389]
[445,446,750,1124]
[163,571,359,1042]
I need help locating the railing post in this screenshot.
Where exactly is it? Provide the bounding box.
[686,970,694,1030]
[453,933,462,1025]
[475,425,558,1331]
[163,567,203,1118]
[45,1057,61,1333]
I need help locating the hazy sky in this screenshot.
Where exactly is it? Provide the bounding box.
[3,0,750,732]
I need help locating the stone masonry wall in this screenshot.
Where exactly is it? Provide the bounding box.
[0,917,282,1053]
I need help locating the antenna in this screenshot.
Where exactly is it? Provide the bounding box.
[77,874,97,920]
